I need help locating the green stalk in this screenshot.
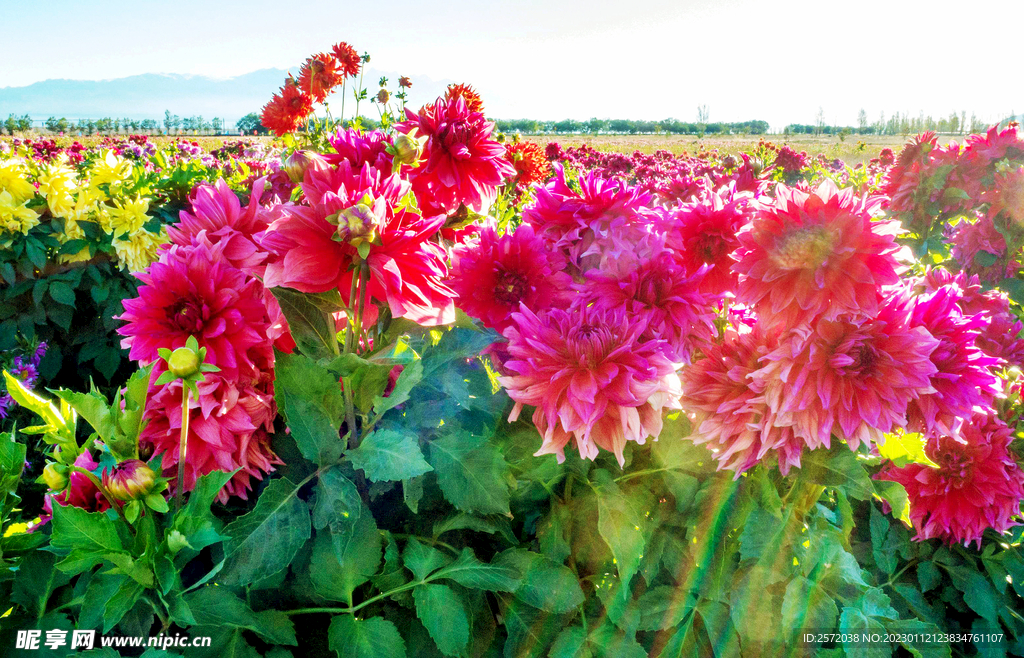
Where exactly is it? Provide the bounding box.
[175,385,191,513]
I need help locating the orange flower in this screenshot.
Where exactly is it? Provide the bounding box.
[299,53,344,102]
[260,82,313,136]
[331,42,361,77]
[444,83,484,113]
[505,141,552,188]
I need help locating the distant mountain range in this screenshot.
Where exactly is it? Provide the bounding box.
[0,67,457,126]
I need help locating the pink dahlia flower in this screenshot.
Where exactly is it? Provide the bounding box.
[680,329,805,475]
[522,165,655,265]
[880,132,938,214]
[168,178,275,275]
[141,375,280,502]
[734,180,907,329]
[118,241,275,383]
[259,161,456,326]
[753,293,939,451]
[877,413,1024,547]
[947,213,1014,282]
[395,96,515,216]
[499,304,682,467]
[575,238,718,363]
[665,188,753,295]
[449,222,572,332]
[915,268,1024,369]
[905,285,1001,438]
[326,128,395,172]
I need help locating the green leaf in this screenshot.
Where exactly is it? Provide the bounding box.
[220,477,311,586]
[11,550,72,617]
[501,598,569,658]
[270,287,342,359]
[103,552,155,587]
[428,430,510,515]
[878,430,938,468]
[328,615,407,658]
[873,480,911,526]
[738,507,780,561]
[274,352,345,466]
[403,537,452,581]
[796,446,874,500]
[404,475,424,514]
[312,467,381,598]
[636,585,696,631]
[53,389,114,442]
[495,549,584,613]
[48,280,77,307]
[50,503,124,555]
[103,578,144,633]
[549,627,588,658]
[414,583,470,657]
[593,469,648,588]
[186,587,298,645]
[838,607,891,658]
[870,505,898,575]
[948,566,999,620]
[372,358,423,416]
[885,619,951,658]
[781,576,838,635]
[917,562,941,592]
[309,530,377,602]
[434,548,522,592]
[346,429,432,482]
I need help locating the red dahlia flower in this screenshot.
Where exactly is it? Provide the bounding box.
[575,239,718,363]
[261,82,314,136]
[331,42,362,78]
[877,413,1024,547]
[118,241,275,384]
[505,141,552,188]
[299,53,345,103]
[666,188,753,295]
[259,160,455,326]
[905,285,1001,439]
[734,180,908,329]
[449,222,572,333]
[444,83,484,113]
[499,304,682,467]
[753,293,939,451]
[141,375,280,502]
[395,96,515,216]
[681,328,805,475]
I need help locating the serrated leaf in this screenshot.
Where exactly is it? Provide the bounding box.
[186,587,297,645]
[549,626,588,658]
[636,585,696,631]
[414,583,470,657]
[53,389,114,441]
[270,287,341,359]
[781,576,838,634]
[312,467,381,597]
[948,566,999,620]
[434,548,521,592]
[428,430,510,515]
[372,358,423,416]
[870,505,899,575]
[274,352,345,467]
[11,550,72,617]
[50,503,124,555]
[103,578,144,633]
[796,446,874,500]
[592,470,648,589]
[879,429,938,468]
[495,549,584,613]
[327,615,407,658]
[220,477,311,586]
[403,537,452,581]
[346,429,432,482]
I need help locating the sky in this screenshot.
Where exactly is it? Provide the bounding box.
[1,0,1021,129]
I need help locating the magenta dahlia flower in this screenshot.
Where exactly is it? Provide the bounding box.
[947,213,1014,282]
[326,128,395,172]
[680,328,805,475]
[753,293,939,451]
[395,96,515,216]
[118,241,275,383]
[499,304,682,467]
[877,413,1024,547]
[259,160,456,326]
[734,180,908,329]
[448,222,572,332]
[665,188,753,295]
[575,238,718,363]
[167,178,275,275]
[140,375,280,502]
[905,285,1001,438]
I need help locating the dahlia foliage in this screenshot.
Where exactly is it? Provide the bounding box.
[7,40,1024,657]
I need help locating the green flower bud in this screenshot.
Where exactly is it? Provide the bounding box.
[103,459,157,501]
[281,150,324,184]
[389,132,424,167]
[167,346,200,378]
[42,462,69,491]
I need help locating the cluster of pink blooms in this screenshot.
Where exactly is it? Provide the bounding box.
[118,178,289,502]
[548,143,764,206]
[882,124,1024,282]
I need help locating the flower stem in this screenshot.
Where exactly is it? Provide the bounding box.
[175,385,191,514]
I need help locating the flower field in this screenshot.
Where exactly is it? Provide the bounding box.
[2,41,1024,658]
